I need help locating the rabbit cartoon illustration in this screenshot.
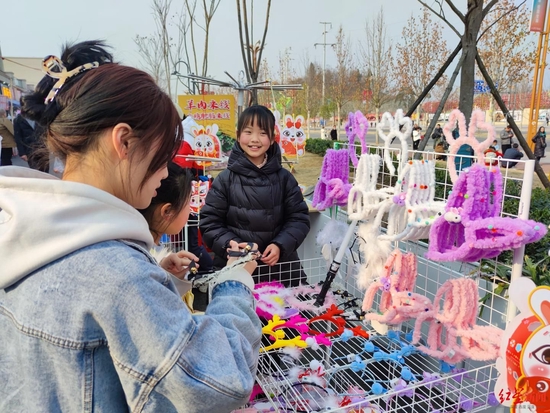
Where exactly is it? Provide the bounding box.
[495,277,550,408]
[294,115,307,156]
[521,286,550,378]
[280,115,298,157]
[191,124,221,167]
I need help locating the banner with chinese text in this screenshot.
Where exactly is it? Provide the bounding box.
[177,94,237,169]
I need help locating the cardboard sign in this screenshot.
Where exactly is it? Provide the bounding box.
[276,112,307,159]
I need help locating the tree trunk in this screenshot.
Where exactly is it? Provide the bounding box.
[458,1,484,122]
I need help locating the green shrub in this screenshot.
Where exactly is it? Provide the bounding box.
[305,139,333,156]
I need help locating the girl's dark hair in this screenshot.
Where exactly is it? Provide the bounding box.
[237,105,275,142]
[139,162,193,236]
[21,40,182,187]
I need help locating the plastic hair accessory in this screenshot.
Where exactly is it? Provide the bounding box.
[42,55,99,104]
[307,304,347,337]
[260,315,308,352]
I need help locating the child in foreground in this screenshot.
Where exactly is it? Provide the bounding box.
[200,105,310,286]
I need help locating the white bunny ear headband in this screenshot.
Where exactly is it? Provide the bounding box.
[443,109,495,183]
[377,109,412,176]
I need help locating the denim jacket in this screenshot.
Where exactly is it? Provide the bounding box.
[0,166,262,413]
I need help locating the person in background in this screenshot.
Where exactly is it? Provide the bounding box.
[13,110,49,172]
[0,40,261,412]
[502,143,524,168]
[200,105,310,286]
[412,123,422,150]
[491,139,500,151]
[330,127,337,141]
[500,124,514,154]
[532,126,547,162]
[0,109,16,166]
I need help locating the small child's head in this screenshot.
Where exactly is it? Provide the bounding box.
[493,140,497,144]
[139,162,193,242]
[236,105,275,165]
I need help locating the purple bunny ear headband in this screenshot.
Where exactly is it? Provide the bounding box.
[426,163,547,262]
[425,109,547,261]
[345,110,369,168]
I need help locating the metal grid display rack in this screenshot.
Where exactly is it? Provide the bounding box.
[239,145,538,413]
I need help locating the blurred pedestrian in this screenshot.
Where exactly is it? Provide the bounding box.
[532,126,547,162]
[0,109,16,166]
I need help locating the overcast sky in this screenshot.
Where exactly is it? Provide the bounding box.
[1,0,474,80]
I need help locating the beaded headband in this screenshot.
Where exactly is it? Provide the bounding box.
[42,55,99,104]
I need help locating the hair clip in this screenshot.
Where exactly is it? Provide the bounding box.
[227,242,262,258]
[307,304,347,338]
[42,55,99,104]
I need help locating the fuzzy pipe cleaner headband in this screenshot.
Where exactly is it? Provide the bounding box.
[345,110,369,168]
[377,109,412,176]
[426,165,547,262]
[312,148,352,210]
[443,109,494,183]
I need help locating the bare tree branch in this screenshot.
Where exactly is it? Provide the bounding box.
[418,0,461,37]
[236,0,251,82]
[444,0,465,22]
[254,0,271,81]
[242,0,254,82]
[185,0,199,75]
[482,0,500,19]
[478,0,525,41]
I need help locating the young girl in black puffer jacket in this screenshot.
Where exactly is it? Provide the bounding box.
[200,105,310,286]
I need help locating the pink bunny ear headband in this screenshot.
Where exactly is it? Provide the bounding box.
[361,249,418,317]
[407,278,503,364]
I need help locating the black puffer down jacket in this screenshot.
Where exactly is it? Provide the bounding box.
[200,142,310,284]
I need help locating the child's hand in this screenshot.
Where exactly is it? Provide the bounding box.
[261,244,280,266]
[160,251,199,279]
[226,241,258,274]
